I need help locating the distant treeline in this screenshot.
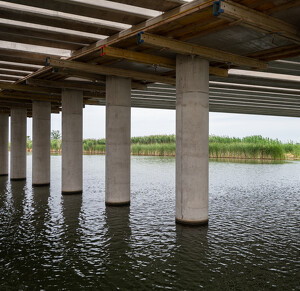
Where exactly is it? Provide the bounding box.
[26,135,300,160]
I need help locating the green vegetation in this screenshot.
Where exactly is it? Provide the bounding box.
[51,130,61,140]
[26,134,300,160]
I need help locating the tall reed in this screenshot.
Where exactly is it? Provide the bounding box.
[27,134,300,160]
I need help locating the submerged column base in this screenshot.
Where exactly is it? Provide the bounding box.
[11,177,26,181]
[175,217,208,226]
[62,190,83,195]
[105,201,130,207]
[33,183,50,187]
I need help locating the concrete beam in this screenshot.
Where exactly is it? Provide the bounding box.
[32,101,51,186]
[10,107,27,180]
[62,89,83,194]
[176,55,209,225]
[106,76,131,206]
[0,113,9,176]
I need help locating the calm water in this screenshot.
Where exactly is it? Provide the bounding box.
[0,155,299,290]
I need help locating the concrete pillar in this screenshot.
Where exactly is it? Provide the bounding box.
[62,89,83,194]
[10,108,27,180]
[105,76,131,206]
[32,101,51,186]
[176,55,209,225]
[0,113,9,176]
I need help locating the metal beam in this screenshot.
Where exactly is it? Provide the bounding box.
[137,33,268,69]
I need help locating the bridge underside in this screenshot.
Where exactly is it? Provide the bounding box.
[0,0,299,225]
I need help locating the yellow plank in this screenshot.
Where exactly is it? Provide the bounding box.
[47,58,176,85]
[101,46,228,77]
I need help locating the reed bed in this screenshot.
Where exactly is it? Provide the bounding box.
[25,135,300,160]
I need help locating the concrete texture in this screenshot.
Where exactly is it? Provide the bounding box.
[0,113,9,176]
[32,101,51,186]
[106,76,131,205]
[62,89,83,194]
[10,108,27,180]
[176,55,209,225]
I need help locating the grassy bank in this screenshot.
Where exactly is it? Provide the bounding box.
[26,135,300,160]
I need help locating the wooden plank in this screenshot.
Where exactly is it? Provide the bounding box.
[0,81,61,94]
[248,44,300,62]
[51,68,106,82]
[11,0,215,84]
[0,91,60,102]
[138,33,268,69]
[216,0,300,44]
[101,46,175,68]
[48,68,147,90]
[72,0,215,59]
[101,46,228,77]
[47,58,176,84]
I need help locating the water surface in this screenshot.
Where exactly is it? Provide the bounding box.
[0,155,299,290]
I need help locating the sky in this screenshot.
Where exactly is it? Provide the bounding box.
[24,105,300,143]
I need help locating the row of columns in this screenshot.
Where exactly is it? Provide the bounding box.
[0,55,209,225]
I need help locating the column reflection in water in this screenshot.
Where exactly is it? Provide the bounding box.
[174,224,209,289]
[61,194,83,288]
[0,175,9,212]
[103,206,131,289]
[1,180,28,288]
[31,186,52,287]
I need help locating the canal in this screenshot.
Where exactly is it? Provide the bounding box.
[0,155,299,289]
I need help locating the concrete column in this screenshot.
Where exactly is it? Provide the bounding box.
[62,89,83,194]
[0,113,9,176]
[10,108,27,180]
[32,101,51,186]
[105,76,131,206]
[176,55,209,225]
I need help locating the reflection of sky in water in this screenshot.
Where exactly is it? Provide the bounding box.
[0,155,299,289]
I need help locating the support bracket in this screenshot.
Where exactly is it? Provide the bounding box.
[45,57,50,66]
[137,31,144,45]
[213,0,224,16]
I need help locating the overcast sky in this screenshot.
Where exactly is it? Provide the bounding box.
[24,106,300,143]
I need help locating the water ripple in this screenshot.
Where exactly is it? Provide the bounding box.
[0,156,299,289]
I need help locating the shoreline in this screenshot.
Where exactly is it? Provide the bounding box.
[24,135,300,161]
[25,149,300,161]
